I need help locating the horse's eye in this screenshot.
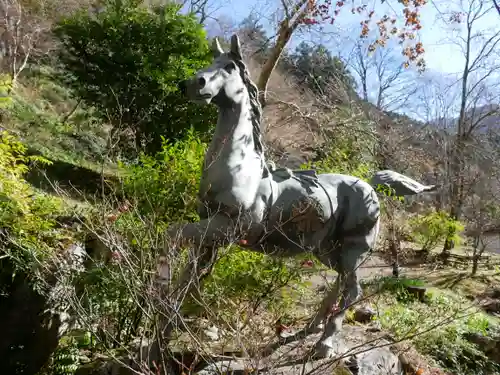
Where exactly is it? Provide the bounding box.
[224,62,236,73]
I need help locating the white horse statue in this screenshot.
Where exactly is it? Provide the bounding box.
[165,34,436,358]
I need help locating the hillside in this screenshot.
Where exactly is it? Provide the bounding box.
[429,104,500,133]
[1,1,500,375]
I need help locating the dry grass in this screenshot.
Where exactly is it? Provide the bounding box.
[246,58,322,164]
[403,265,500,297]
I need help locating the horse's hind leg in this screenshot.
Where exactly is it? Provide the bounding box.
[304,250,342,333]
[313,218,380,359]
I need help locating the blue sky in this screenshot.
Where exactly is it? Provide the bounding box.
[191,0,500,119]
[200,0,500,75]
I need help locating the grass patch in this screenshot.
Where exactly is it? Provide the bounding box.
[367,276,500,375]
[1,66,121,202]
[405,267,500,297]
[5,66,110,168]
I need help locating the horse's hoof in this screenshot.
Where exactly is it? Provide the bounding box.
[311,340,336,359]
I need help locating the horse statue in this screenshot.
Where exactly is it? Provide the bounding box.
[165,34,437,358]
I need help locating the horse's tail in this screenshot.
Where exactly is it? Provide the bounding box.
[369,169,438,197]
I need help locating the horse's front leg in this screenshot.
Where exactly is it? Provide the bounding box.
[163,214,241,298]
[167,213,240,248]
[155,215,239,344]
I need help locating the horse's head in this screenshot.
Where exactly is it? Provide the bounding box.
[180,34,247,106]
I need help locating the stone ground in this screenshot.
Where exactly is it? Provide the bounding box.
[197,325,402,375]
[307,253,392,290]
[192,254,423,375]
[79,251,499,375]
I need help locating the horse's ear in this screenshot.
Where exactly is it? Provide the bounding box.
[230,34,242,60]
[212,37,224,58]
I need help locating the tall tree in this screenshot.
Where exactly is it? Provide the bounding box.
[54,0,217,157]
[282,41,356,95]
[238,13,272,61]
[438,0,500,251]
[255,0,428,106]
[349,38,417,111]
[176,0,222,24]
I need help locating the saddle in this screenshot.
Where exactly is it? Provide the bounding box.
[265,161,320,190]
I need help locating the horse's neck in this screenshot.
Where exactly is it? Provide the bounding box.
[206,100,261,167]
[200,99,265,209]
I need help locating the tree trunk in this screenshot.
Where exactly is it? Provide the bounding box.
[256,20,296,107]
[472,255,479,276]
[0,241,86,375]
[256,0,309,107]
[471,236,484,276]
[445,14,472,254]
[362,77,368,102]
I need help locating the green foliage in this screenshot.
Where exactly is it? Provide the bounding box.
[53,0,217,156]
[372,276,426,303]
[46,331,95,375]
[0,130,68,279]
[50,337,80,375]
[5,66,109,169]
[119,128,206,223]
[282,41,357,95]
[0,73,13,107]
[378,289,499,375]
[74,251,153,348]
[409,211,465,252]
[202,247,308,311]
[77,134,205,350]
[374,184,405,203]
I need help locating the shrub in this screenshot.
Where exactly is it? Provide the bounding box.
[201,247,307,313]
[53,0,217,156]
[0,73,13,108]
[409,211,464,252]
[301,119,375,181]
[281,41,357,96]
[119,128,206,223]
[368,276,426,303]
[71,133,208,349]
[0,130,67,283]
[379,290,499,375]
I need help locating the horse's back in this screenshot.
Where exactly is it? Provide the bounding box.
[318,173,380,235]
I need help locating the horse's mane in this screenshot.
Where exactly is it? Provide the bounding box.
[232,56,265,155]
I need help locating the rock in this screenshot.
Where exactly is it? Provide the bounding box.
[194,319,224,341]
[354,306,376,324]
[481,298,500,314]
[491,288,500,299]
[366,321,382,332]
[464,331,500,363]
[465,332,497,351]
[195,359,256,375]
[0,241,87,375]
[76,326,404,375]
[203,325,220,341]
[75,359,136,375]
[355,347,401,375]
[195,325,403,375]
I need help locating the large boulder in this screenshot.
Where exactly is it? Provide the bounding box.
[0,242,86,375]
[465,331,500,364]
